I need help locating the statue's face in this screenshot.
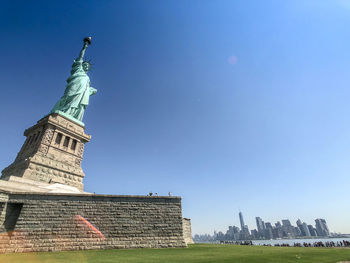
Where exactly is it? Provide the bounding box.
[83,62,90,72]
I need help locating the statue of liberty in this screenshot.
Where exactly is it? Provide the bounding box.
[51,37,97,124]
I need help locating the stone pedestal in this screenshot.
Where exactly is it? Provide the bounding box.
[0,114,190,252]
[1,114,91,191]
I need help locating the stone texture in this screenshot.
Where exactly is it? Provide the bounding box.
[182,218,194,244]
[0,191,187,253]
[1,114,91,191]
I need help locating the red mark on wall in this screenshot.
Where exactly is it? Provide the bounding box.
[74,215,105,240]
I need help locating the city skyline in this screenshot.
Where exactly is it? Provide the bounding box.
[1,0,350,235]
[195,210,344,236]
[194,211,334,241]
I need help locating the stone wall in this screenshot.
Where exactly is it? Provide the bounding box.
[0,192,186,253]
[182,218,194,244]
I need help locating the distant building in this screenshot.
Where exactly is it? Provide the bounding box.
[301,222,311,237]
[216,231,225,240]
[256,217,265,232]
[296,219,303,236]
[243,225,250,234]
[296,219,302,227]
[226,225,240,240]
[238,212,250,239]
[256,217,266,238]
[251,229,258,239]
[234,232,240,240]
[296,219,311,236]
[315,219,330,236]
[272,227,283,239]
[294,226,301,236]
[265,222,273,229]
[282,219,292,227]
[239,212,245,232]
[281,220,295,237]
[264,228,273,239]
[308,225,317,237]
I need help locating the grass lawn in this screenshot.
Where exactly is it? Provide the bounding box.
[0,244,349,263]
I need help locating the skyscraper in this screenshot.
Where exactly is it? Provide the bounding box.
[265,222,273,229]
[281,219,295,237]
[308,225,317,237]
[296,219,302,227]
[256,217,265,233]
[239,212,245,231]
[282,219,292,227]
[296,219,311,236]
[315,219,330,236]
[301,222,311,237]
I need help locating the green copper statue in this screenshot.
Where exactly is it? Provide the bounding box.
[50,37,97,125]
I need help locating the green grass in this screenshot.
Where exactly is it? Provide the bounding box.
[0,244,349,263]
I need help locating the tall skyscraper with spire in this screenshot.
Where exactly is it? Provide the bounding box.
[239,211,245,231]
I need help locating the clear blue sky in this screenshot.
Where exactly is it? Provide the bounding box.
[1,0,350,234]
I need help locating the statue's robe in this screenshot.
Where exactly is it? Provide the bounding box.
[51,57,96,121]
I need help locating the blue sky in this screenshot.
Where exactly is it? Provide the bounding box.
[1,0,350,234]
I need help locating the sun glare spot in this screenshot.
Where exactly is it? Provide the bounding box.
[228,55,238,65]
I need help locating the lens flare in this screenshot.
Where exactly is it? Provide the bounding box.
[228,55,238,65]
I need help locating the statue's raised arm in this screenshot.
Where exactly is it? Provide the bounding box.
[50,37,97,126]
[77,37,91,62]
